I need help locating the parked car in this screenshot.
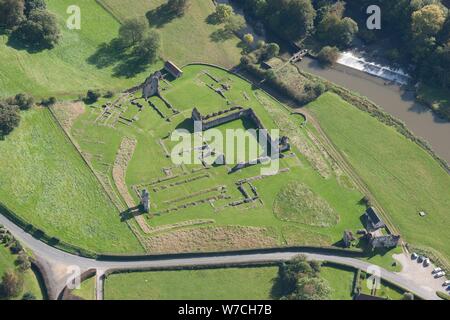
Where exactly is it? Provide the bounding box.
[411,252,418,260]
[443,280,450,286]
[418,255,425,263]
[434,271,445,278]
[433,267,442,274]
[423,258,430,267]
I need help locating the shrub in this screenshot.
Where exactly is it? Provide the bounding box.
[0,102,21,136]
[16,252,31,271]
[317,46,340,66]
[40,96,56,107]
[85,90,101,104]
[22,292,36,300]
[104,91,114,99]
[9,240,23,254]
[6,93,34,110]
[0,271,24,299]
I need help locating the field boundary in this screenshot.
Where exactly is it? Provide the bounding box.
[95,0,124,24]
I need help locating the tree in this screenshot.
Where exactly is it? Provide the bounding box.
[243,33,254,45]
[317,46,340,66]
[0,0,25,29]
[132,31,160,63]
[24,0,46,17]
[266,0,316,41]
[118,19,147,47]
[412,4,447,39]
[215,4,233,23]
[7,93,34,110]
[167,0,189,16]
[0,102,20,136]
[85,90,101,104]
[13,9,60,48]
[317,12,358,48]
[263,43,280,60]
[0,271,23,299]
[224,14,246,35]
[291,277,331,300]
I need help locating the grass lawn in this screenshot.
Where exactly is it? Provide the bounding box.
[0,108,142,254]
[307,92,450,263]
[320,265,355,300]
[98,0,242,67]
[66,64,367,254]
[0,244,44,300]
[0,0,157,98]
[104,267,279,300]
[72,276,96,300]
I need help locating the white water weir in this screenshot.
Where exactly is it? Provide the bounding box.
[337,51,411,85]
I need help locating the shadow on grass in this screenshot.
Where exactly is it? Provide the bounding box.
[120,205,144,222]
[5,31,53,54]
[270,267,289,299]
[205,13,221,25]
[175,118,194,133]
[210,29,234,42]
[87,38,152,78]
[146,4,180,28]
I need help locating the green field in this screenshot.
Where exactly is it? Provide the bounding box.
[0,108,142,253]
[72,276,96,300]
[307,92,450,263]
[64,64,367,254]
[104,267,279,300]
[0,245,44,300]
[99,0,242,68]
[0,0,157,98]
[320,265,355,300]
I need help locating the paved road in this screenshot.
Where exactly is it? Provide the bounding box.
[0,214,441,300]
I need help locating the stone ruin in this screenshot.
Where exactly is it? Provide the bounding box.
[142,71,162,99]
[141,189,150,213]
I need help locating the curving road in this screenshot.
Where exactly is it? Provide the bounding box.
[0,214,442,300]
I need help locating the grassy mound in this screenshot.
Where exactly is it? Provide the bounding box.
[274,182,339,227]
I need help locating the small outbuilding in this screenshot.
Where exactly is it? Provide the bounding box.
[164,60,183,78]
[364,207,385,231]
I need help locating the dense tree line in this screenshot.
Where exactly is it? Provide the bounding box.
[0,93,34,136]
[234,0,450,91]
[276,255,331,300]
[0,0,60,49]
[344,0,450,89]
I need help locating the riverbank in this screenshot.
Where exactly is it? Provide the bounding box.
[296,56,450,164]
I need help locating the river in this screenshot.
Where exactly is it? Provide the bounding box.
[217,0,450,164]
[296,56,450,163]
